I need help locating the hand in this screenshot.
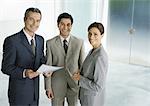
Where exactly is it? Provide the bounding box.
[46,89,54,99]
[25,69,40,79]
[72,71,80,81]
[43,71,53,77]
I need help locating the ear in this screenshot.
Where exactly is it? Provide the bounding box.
[101,34,104,37]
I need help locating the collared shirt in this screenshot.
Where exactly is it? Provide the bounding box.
[23,29,36,78]
[59,35,70,46]
[23,29,36,46]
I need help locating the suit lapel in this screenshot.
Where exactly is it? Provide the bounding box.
[35,35,40,56]
[55,36,66,56]
[66,36,73,55]
[34,35,41,68]
[19,30,35,56]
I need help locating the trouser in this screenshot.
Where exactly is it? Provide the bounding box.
[51,69,79,106]
[10,100,38,106]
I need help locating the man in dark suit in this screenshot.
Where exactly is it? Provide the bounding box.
[1,7,45,106]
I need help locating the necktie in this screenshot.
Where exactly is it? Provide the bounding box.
[31,39,35,55]
[63,39,68,54]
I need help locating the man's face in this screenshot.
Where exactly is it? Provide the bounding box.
[58,18,72,38]
[24,11,41,35]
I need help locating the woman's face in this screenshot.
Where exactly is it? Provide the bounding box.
[88,27,103,48]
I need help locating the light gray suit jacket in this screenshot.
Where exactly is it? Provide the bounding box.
[45,35,84,92]
[79,45,108,106]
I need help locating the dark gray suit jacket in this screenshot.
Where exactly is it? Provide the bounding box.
[1,30,45,104]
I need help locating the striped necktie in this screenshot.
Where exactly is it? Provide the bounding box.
[31,39,35,55]
[63,39,68,54]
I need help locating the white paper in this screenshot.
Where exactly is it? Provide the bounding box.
[37,64,63,74]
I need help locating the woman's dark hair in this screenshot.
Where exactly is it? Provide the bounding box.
[88,22,104,35]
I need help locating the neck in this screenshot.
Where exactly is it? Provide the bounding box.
[93,43,101,49]
[24,28,34,37]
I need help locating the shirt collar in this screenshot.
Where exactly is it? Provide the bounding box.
[59,35,70,46]
[23,29,35,45]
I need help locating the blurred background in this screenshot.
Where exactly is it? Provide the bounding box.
[0,0,150,106]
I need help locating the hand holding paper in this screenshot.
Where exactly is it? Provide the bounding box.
[37,64,63,74]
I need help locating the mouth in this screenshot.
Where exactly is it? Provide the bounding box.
[62,30,69,32]
[89,39,94,42]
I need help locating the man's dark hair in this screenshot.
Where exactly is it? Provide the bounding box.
[24,7,42,21]
[57,12,73,25]
[88,22,104,35]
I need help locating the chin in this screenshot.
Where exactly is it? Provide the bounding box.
[90,42,95,45]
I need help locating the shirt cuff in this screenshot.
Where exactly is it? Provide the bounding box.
[23,69,26,78]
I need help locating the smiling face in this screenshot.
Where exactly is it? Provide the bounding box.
[88,27,103,49]
[24,11,41,36]
[58,18,72,38]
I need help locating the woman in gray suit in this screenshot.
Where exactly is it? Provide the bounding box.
[72,22,108,106]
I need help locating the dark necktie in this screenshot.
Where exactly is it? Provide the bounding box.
[31,39,35,55]
[63,39,68,54]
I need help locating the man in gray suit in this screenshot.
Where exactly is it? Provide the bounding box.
[44,13,85,106]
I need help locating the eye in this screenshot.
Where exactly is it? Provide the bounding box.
[88,32,92,35]
[67,23,71,27]
[94,33,97,35]
[28,17,34,21]
[94,33,98,37]
[36,20,41,23]
[88,32,92,37]
[60,22,64,26]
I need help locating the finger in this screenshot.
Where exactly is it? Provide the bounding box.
[46,91,52,99]
[50,93,54,99]
[46,91,50,98]
[47,93,51,99]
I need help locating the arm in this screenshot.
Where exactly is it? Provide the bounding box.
[78,40,85,69]
[44,41,54,99]
[40,37,46,64]
[79,56,108,92]
[44,41,52,89]
[1,37,24,79]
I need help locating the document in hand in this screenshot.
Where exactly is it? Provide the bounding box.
[37,64,63,74]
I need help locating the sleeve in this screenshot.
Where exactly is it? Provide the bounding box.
[79,56,108,92]
[44,41,52,90]
[1,37,24,79]
[40,37,46,64]
[78,40,85,69]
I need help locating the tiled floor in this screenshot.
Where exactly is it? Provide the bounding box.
[0,60,150,106]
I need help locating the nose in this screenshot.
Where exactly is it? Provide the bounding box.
[64,25,68,30]
[32,20,39,26]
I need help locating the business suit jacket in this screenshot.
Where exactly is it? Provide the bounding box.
[45,35,84,104]
[79,45,108,106]
[1,30,45,105]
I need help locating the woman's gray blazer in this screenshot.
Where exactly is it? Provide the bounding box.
[79,45,108,106]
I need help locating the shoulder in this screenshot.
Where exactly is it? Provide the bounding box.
[71,35,84,44]
[4,31,22,43]
[99,46,108,57]
[46,36,59,44]
[96,46,108,64]
[36,34,44,41]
